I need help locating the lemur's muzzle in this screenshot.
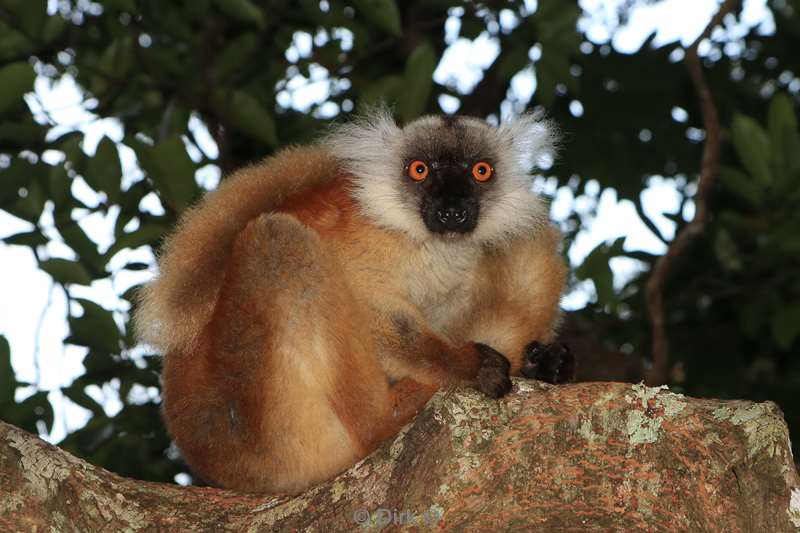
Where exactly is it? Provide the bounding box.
[436,206,469,230]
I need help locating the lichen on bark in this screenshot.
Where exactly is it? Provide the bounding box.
[1,380,798,532]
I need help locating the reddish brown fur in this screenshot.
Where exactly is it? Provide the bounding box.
[135,146,341,354]
[461,227,567,373]
[140,147,566,494]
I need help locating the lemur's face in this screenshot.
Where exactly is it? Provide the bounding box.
[400,116,499,236]
[409,157,484,235]
[328,110,557,246]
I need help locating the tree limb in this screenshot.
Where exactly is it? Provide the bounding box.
[1,381,798,531]
[645,0,742,386]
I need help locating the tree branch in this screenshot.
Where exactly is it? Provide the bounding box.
[1,381,798,530]
[644,0,742,386]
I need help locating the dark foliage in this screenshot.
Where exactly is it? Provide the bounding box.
[0,0,798,483]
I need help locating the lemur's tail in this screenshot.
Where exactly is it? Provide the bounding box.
[134,145,340,354]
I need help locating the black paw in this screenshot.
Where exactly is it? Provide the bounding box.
[474,343,512,398]
[521,342,575,384]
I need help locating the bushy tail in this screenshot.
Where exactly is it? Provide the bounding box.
[134,145,340,354]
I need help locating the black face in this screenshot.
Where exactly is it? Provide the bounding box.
[408,159,483,235]
[401,116,499,236]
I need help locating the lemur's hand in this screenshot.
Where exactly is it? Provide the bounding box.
[474,343,512,398]
[521,342,575,384]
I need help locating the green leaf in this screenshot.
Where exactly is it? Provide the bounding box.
[0,335,15,405]
[69,415,115,453]
[3,229,48,247]
[150,137,199,210]
[83,350,116,377]
[48,164,71,205]
[0,121,45,144]
[56,220,107,275]
[575,237,625,309]
[219,90,278,147]
[767,93,800,184]
[535,2,580,44]
[41,13,67,44]
[0,157,29,205]
[101,0,140,14]
[63,383,106,418]
[105,223,169,259]
[0,61,35,115]
[353,0,402,36]
[4,175,46,223]
[533,2,580,102]
[52,130,84,162]
[535,49,572,107]
[184,0,212,19]
[33,392,54,433]
[84,137,122,203]
[397,42,437,123]
[91,37,134,95]
[212,0,265,28]
[772,303,800,350]
[123,261,150,271]
[9,390,54,434]
[731,113,773,186]
[738,298,764,339]
[133,136,198,212]
[718,165,764,206]
[359,75,403,109]
[10,0,47,37]
[713,228,742,272]
[768,93,798,146]
[774,210,800,252]
[0,22,33,61]
[459,14,484,40]
[40,258,94,286]
[67,299,121,353]
[216,33,259,80]
[498,46,530,81]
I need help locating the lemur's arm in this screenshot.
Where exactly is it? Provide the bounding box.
[463,226,573,381]
[368,298,513,398]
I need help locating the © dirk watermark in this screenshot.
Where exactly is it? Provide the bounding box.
[352,506,444,528]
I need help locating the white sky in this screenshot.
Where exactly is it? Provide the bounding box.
[0,0,774,442]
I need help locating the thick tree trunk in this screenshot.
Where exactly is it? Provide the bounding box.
[1,380,799,532]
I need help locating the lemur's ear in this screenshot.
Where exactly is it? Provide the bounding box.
[324,104,401,166]
[497,111,559,172]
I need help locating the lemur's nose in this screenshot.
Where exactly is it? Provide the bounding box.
[436,207,468,228]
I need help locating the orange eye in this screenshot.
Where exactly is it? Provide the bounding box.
[472,161,493,182]
[408,160,429,181]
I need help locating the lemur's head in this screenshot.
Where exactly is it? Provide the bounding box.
[326,107,557,246]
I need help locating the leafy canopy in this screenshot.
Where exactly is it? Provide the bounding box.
[0,0,799,482]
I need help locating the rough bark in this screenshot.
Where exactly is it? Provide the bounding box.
[1,381,798,532]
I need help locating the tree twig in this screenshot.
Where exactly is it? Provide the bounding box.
[644,0,741,386]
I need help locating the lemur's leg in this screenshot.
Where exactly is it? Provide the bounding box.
[162,213,398,494]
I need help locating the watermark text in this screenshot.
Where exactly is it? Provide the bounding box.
[352,506,443,528]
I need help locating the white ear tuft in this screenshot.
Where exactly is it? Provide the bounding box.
[324,104,401,165]
[324,105,428,238]
[497,111,559,172]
